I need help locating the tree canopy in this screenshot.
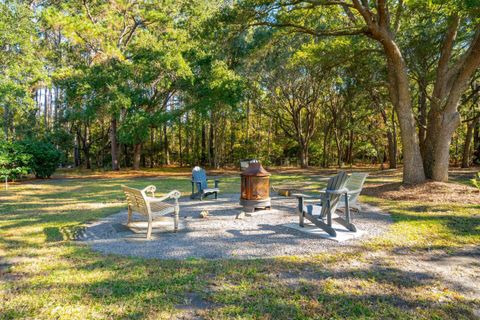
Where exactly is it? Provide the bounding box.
[1,0,479,182]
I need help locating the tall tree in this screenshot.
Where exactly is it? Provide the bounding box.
[226,0,480,183]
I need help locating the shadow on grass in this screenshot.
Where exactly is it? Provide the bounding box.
[391,211,480,238]
[43,226,86,242]
[59,249,479,319]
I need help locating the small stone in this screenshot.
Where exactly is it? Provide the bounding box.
[235,211,245,219]
[199,210,209,218]
[245,212,253,217]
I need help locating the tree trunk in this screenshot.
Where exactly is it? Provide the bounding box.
[322,124,331,168]
[418,79,428,156]
[474,120,480,164]
[3,104,9,140]
[163,124,170,165]
[381,109,397,169]
[423,109,461,181]
[44,88,48,129]
[74,133,80,167]
[185,112,190,166]
[150,128,155,168]
[123,144,130,167]
[334,129,342,168]
[178,120,183,167]
[462,118,479,168]
[82,126,91,169]
[383,46,425,183]
[422,18,480,181]
[133,143,142,170]
[110,117,119,170]
[201,122,206,166]
[209,119,214,167]
[347,129,354,165]
[299,142,309,168]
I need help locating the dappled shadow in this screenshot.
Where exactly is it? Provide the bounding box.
[43,226,86,242]
[80,196,391,260]
[391,211,480,238]
[363,180,480,204]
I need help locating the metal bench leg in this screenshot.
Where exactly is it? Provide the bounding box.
[147,215,153,240]
[174,206,179,232]
[127,206,132,224]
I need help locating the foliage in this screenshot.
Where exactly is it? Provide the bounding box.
[1,0,479,179]
[471,172,480,190]
[21,140,61,178]
[0,1,43,140]
[0,141,31,181]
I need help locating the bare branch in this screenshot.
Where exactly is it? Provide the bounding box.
[432,14,460,103]
[393,0,403,34]
[83,0,96,24]
[377,0,389,29]
[445,26,480,112]
[249,21,367,36]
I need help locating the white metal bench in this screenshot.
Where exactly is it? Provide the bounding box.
[121,185,180,239]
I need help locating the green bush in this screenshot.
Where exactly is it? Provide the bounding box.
[22,140,61,178]
[0,141,32,181]
[471,172,480,191]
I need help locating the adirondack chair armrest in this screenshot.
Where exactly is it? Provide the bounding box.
[294,193,322,204]
[345,188,362,195]
[206,177,220,188]
[142,185,157,197]
[191,180,203,186]
[325,188,349,195]
[148,190,181,203]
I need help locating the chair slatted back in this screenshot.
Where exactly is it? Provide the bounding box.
[345,172,368,203]
[320,171,349,218]
[122,185,148,216]
[192,166,208,192]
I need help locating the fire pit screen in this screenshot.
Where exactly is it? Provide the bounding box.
[240,162,271,212]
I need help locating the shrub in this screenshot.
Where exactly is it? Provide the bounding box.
[471,172,480,191]
[22,140,61,178]
[0,141,32,182]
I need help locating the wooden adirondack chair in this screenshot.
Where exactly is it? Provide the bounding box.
[296,171,357,237]
[338,172,368,212]
[191,166,220,200]
[122,185,180,239]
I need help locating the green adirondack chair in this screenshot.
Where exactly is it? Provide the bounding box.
[296,171,357,237]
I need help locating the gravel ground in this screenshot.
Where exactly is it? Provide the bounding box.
[80,194,392,260]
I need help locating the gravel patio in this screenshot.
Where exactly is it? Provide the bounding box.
[80,194,391,260]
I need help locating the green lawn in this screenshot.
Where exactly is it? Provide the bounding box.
[0,170,479,319]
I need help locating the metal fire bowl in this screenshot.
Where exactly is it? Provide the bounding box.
[240,198,271,213]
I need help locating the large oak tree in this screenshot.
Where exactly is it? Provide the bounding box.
[225,0,480,183]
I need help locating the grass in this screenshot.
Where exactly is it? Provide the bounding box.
[0,168,479,319]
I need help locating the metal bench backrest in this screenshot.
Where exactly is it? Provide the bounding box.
[122,185,149,216]
[321,171,349,218]
[192,166,208,192]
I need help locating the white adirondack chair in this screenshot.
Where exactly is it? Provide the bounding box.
[338,172,369,212]
[191,166,220,200]
[296,171,357,237]
[122,185,180,239]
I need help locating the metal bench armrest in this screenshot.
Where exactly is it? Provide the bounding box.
[148,190,181,202]
[142,185,157,197]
